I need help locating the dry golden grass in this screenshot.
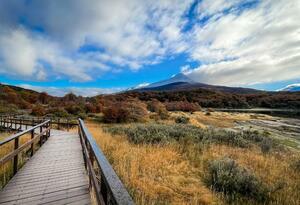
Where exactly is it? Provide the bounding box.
[87,123,218,205]
[181,142,300,205]
[201,145,300,205]
[170,111,273,128]
[0,132,33,188]
[86,121,300,205]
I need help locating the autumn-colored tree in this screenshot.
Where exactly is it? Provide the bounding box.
[103,100,148,123]
[31,104,46,116]
[85,103,97,113]
[38,92,50,104]
[165,101,200,112]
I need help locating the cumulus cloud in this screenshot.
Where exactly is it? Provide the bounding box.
[186,0,300,86]
[0,29,37,77]
[0,0,299,87]
[0,0,194,81]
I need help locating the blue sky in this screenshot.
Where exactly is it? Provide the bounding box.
[0,0,299,96]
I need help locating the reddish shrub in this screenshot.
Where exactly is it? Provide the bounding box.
[147,100,169,119]
[103,100,148,123]
[165,101,200,112]
[31,104,46,116]
[85,103,97,113]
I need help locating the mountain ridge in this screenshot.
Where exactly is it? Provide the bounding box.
[136,73,261,94]
[279,84,300,92]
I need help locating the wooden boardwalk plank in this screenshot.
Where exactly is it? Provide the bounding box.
[0,128,91,205]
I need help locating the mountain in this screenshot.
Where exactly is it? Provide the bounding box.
[137,73,260,94]
[278,84,300,92]
[145,73,195,88]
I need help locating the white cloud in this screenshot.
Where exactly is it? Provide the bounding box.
[0,27,111,82]
[135,82,150,89]
[186,0,300,86]
[18,84,123,97]
[25,0,193,70]
[0,0,194,81]
[0,28,37,77]
[0,0,300,87]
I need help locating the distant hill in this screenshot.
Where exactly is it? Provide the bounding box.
[136,73,261,94]
[278,84,300,92]
[0,83,39,94]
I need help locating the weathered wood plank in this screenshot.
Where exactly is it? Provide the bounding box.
[0,128,91,205]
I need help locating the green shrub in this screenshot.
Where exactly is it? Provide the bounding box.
[291,158,300,172]
[260,139,272,154]
[48,107,69,118]
[175,116,190,124]
[78,112,87,120]
[205,157,269,202]
[104,123,267,148]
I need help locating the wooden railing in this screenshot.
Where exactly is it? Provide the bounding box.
[0,119,51,175]
[78,119,134,205]
[0,115,77,131]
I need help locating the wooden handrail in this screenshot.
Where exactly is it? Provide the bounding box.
[0,119,51,175]
[0,115,77,131]
[78,119,134,205]
[0,120,50,146]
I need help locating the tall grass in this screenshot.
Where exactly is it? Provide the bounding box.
[90,123,300,205]
[0,132,33,189]
[88,123,218,205]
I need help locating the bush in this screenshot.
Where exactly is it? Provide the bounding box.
[165,101,200,112]
[291,159,300,172]
[31,104,46,116]
[205,157,269,202]
[103,101,148,123]
[260,139,272,154]
[78,112,87,120]
[175,116,189,124]
[147,100,169,120]
[85,103,97,113]
[65,104,85,115]
[48,107,69,118]
[104,123,266,148]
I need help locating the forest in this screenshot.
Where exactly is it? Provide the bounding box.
[1,83,300,120]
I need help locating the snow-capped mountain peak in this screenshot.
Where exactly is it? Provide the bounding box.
[278,83,300,92]
[146,73,195,88]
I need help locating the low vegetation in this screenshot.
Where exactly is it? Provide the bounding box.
[1,83,300,120]
[205,157,270,202]
[95,121,300,205]
[0,132,33,188]
[104,123,276,152]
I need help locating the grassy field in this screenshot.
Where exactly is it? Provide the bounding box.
[0,132,32,188]
[87,111,300,205]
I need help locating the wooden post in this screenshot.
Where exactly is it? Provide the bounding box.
[58,118,60,130]
[31,130,34,156]
[88,143,94,188]
[39,126,43,146]
[13,137,19,175]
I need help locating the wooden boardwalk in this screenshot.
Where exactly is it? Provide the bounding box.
[0,129,91,205]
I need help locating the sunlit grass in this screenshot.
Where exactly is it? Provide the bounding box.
[88,123,217,205]
[87,122,300,205]
[0,132,34,189]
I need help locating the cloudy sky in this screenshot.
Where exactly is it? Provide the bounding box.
[0,0,299,96]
